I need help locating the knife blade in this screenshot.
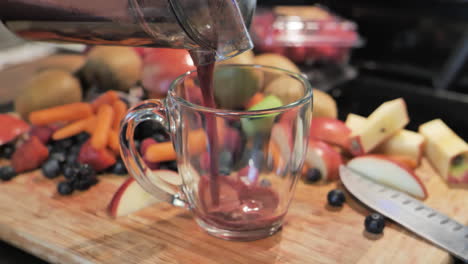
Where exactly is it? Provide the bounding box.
[340,165,468,261]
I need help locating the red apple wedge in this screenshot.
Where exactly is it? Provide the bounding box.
[348,98,409,156]
[346,113,425,164]
[107,177,159,217]
[310,117,351,150]
[304,139,343,181]
[107,170,181,217]
[347,155,427,199]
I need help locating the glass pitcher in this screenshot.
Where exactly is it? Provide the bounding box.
[0,0,256,62]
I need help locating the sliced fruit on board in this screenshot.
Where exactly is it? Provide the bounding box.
[107,170,182,217]
[349,98,409,156]
[107,177,159,217]
[347,155,427,199]
[304,139,343,181]
[11,136,49,173]
[310,117,351,150]
[419,119,468,184]
[0,114,30,145]
[346,113,424,164]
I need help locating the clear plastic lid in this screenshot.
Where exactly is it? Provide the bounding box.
[252,6,362,48]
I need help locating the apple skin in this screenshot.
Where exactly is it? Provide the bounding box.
[107,177,158,217]
[141,49,195,98]
[305,139,343,181]
[347,154,428,199]
[310,117,351,150]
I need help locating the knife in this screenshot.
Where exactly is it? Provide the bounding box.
[340,165,468,262]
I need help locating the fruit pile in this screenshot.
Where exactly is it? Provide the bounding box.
[0,90,133,195]
[302,97,468,234]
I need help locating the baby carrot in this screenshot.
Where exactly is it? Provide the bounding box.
[29,102,93,126]
[91,104,114,149]
[145,130,207,163]
[52,116,95,140]
[245,92,265,109]
[112,100,128,131]
[269,141,283,168]
[145,142,177,163]
[108,130,121,155]
[91,90,119,111]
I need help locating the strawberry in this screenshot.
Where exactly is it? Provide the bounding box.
[78,140,116,172]
[11,136,49,173]
[30,126,54,144]
[0,114,30,145]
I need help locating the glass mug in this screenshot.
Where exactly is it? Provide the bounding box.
[120,65,313,241]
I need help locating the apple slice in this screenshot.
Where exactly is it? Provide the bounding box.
[304,139,343,181]
[107,177,159,217]
[346,113,425,164]
[349,98,409,156]
[419,119,468,184]
[242,94,283,137]
[107,170,181,217]
[347,155,427,199]
[310,117,351,150]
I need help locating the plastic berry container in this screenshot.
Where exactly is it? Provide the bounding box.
[251,6,362,65]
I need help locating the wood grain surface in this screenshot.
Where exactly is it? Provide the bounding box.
[0,159,466,264]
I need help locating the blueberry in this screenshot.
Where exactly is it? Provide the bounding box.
[73,179,91,191]
[153,133,169,143]
[305,168,322,183]
[365,213,386,234]
[160,160,178,172]
[79,164,96,179]
[57,181,74,195]
[50,150,67,164]
[66,152,79,165]
[0,166,16,181]
[73,132,90,144]
[55,138,74,149]
[41,159,61,179]
[0,143,15,159]
[327,189,346,207]
[111,159,128,175]
[63,163,80,180]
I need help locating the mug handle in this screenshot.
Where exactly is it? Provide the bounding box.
[119,99,186,207]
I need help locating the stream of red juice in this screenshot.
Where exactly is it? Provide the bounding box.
[194,56,220,206]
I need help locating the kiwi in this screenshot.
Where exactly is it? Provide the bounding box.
[79,46,142,92]
[217,50,255,65]
[312,89,338,118]
[15,69,82,120]
[253,53,300,73]
[265,76,305,104]
[213,66,262,109]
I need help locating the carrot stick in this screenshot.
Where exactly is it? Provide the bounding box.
[145,129,206,163]
[112,100,128,131]
[108,130,120,155]
[144,142,177,163]
[29,102,93,126]
[91,90,119,111]
[245,92,265,109]
[91,104,114,149]
[52,116,95,140]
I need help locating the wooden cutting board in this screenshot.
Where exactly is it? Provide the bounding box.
[0,159,466,264]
